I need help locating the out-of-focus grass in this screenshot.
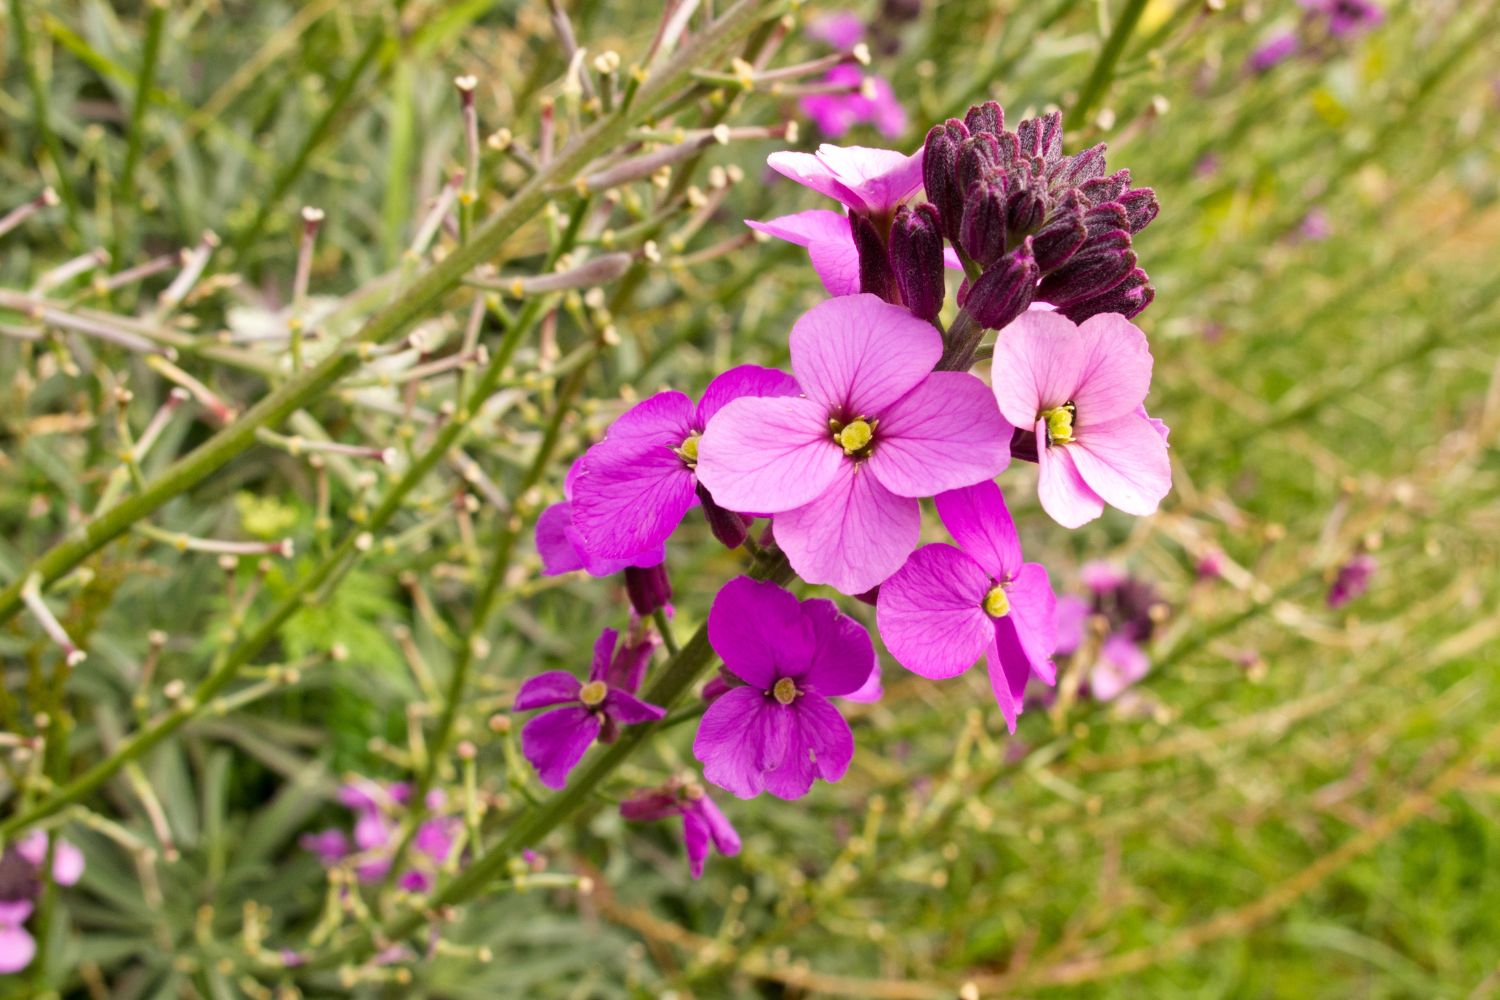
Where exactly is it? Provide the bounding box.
[2,0,1498,997]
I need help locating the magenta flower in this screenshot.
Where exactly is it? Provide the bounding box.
[536,459,663,577]
[693,577,877,799]
[991,309,1171,528]
[1089,634,1150,701]
[801,64,907,140]
[16,831,84,886]
[746,210,861,296]
[1328,552,1376,608]
[1302,0,1383,37]
[0,900,34,975]
[877,481,1058,732]
[1248,32,1300,73]
[765,142,924,220]
[568,366,799,560]
[515,626,666,789]
[621,781,742,879]
[697,295,1010,594]
[1054,594,1091,656]
[806,11,866,49]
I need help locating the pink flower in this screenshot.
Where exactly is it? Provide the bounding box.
[991,309,1171,528]
[765,143,924,219]
[515,627,665,789]
[621,782,741,879]
[1089,634,1150,701]
[693,577,877,799]
[877,482,1058,732]
[0,900,35,974]
[535,459,663,577]
[746,210,861,296]
[801,64,907,140]
[696,295,1010,594]
[16,831,84,886]
[568,366,800,560]
[806,11,865,49]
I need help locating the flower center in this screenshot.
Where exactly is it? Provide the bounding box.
[831,417,876,457]
[1040,402,1076,445]
[677,433,701,467]
[983,584,1010,618]
[771,677,800,705]
[578,680,608,707]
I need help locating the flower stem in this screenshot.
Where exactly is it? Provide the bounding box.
[1071,0,1149,125]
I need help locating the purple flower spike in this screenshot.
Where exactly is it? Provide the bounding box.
[621,781,741,879]
[877,482,1058,732]
[991,309,1171,528]
[696,295,1010,594]
[569,366,800,560]
[693,577,877,798]
[516,627,666,789]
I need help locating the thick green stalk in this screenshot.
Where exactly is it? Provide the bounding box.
[1071,0,1149,124]
[0,0,775,630]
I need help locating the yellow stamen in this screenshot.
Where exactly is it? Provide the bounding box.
[678,433,700,464]
[772,677,799,705]
[836,418,873,455]
[578,680,608,707]
[983,585,1010,618]
[1041,403,1076,445]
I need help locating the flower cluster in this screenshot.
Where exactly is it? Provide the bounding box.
[300,779,461,892]
[1056,562,1169,703]
[0,832,84,974]
[527,99,1172,878]
[800,13,906,140]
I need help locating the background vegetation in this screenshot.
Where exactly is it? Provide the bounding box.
[2,0,1498,996]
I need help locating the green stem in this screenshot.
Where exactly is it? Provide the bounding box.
[113,0,166,263]
[10,0,79,226]
[1071,0,1149,125]
[0,0,775,631]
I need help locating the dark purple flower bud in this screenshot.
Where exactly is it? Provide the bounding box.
[963,100,1005,137]
[1051,142,1108,188]
[1118,187,1159,233]
[889,204,946,321]
[958,178,1007,267]
[1083,202,1130,239]
[1056,266,1155,322]
[696,483,751,550]
[956,133,1002,199]
[1016,111,1063,163]
[922,118,969,241]
[1037,230,1136,309]
[963,239,1038,329]
[0,847,41,905]
[850,214,896,301]
[624,563,672,617]
[1031,194,1086,272]
[1080,168,1132,206]
[1004,180,1047,239]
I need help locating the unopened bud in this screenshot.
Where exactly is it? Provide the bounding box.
[850,215,895,302]
[922,119,970,242]
[623,563,672,617]
[889,204,945,320]
[962,239,1039,330]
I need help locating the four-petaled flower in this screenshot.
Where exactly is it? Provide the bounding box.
[535,458,663,577]
[515,627,666,789]
[620,780,742,879]
[697,294,1010,594]
[877,481,1058,732]
[991,308,1171,528]
[569,366,800,559]
[693,577,877,799]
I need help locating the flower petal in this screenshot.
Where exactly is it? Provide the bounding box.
[694,364,802,429]
[766,150,865,210]
[535,502,585,576]
[763,693,854,799]
[1070,312,1153,426]
[696,395,844,513]
[603,688,667,725]
[697,795,741,857]
[841,660,884,703]
[598,390,694,445]
[513,670,583,711]
[790,294,942,416]
[986,621,1034,734]
[681,807,712,879]
[798,597,878,697]
[521,707,601,790]
[1037,422,1106,528]
[694,687,789,799]
[588,628,618,683]
[812,144,925,214]
[1069,412,1172,516]
[1006,562,1059,686]
[934,481,1023,580]
[571,439,697,560]
[876,543,993,679]
[866,372,1010,498]
[1090,633,1150,701]
[776,466,920,595]
[708,576,814,689]
[0,923,36,975]
[990,308,1087,427]
[620,790,681,823]
[746,211,860,297]
[1053,594,1092,657]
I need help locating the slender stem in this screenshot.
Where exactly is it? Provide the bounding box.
[113,0,166,262]
[10,0,79,226]
[653,608,680,657]
[0,0,775,631]
[1071,0,1149,124]
[936,308,984,372]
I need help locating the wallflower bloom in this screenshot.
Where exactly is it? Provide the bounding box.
[16,831,84,886]
[693,577,877,798]
[801,64,908,140]
[991,309,1171,528]
[1090,633,1151,701]
[0,900,34,975]
[697,295,1010,594]
[620,781,741,879]
[515,627,665,789]
[877,481,1058,731]
[301,780,459,888]
[0,832,85,974]
[569,366,799,560]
